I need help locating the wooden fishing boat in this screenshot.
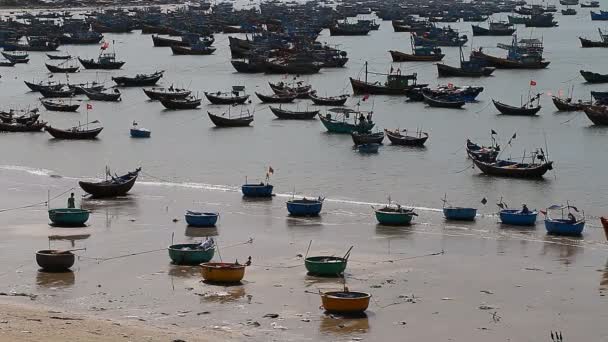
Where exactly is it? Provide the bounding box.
[255,92,296,103]
[309,93,348,106]
[112,71,163,87]
[0,59,15,67]
[82,88,122,101]
[79,168,141,198]
[205,91,249,105]
[472,22,516,36]
[47,53,71,60]
[389,48,444,62]
[200,262,247,283]
[374,204,417,225]
[185,211,219,227]
[385,129,428,146]
[581,1,600,7]
[329,21,371,36]
[500,209,538,226]
[24,80,62,92]
[351,131,384,145]
[171,44,216,55]
[471,50,550,69]
[580,70,608,83]
[472,158,553,178]
[423,94,465,108]
[350,62,424,95]
[48,208,90,227]
[320,108,374,134]
[79,53,125,70]
[600,217,608,240]
[269,81,312,98]
[45,62,79,73]
[305,254,350,276]
[39,87,75,98]
[583,105,608,125]
[551,97,591,111]
[562,8,577,15]
[286,197,324,216]
[36,250,75,272]
[591,91,608,104]
[207,110,253,127]
[269,106,318,120]
[168,243,215,265]
[231,59,266,73]
[159,97,202,110]
[0,110,40,124]
[241,183,273,197]
[321,291,371,314]
[265,58,322,75]
[0,121,46,132]
[143,87,190,101]
[2,51,29,63]
[493,95,542,116]
[40,99,79,112]
[46,125,102,139]
[151,35,189,47]
[437,46,495,77]
[466,139,499,162]
[579,28,608,47]
[70,83,104,95]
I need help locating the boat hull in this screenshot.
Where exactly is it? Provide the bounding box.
[473,159,553,178]
[389,50,444,62]
[321,291,371,314]
[544,219,585,236]
[168,244,214,265]
[48,208,90,227]
[375,210,414,225]
[443,207,477,221]
[241,184,273,197]
[185,212,219,227]
[286,200,323,216]
[36,250,75,272]
[305,256,347,276]
[499,210,538,226]
[200,263,246,283]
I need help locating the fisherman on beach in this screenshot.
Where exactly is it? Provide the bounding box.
[67,193,75,208]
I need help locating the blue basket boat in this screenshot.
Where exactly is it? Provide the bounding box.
[48,208,90,227]
[499,209,537,226]
[241,183,273,197]
[286,198,324,216]
[443,207,477,221]
[185,211,219,227]
[544,219,585,236]
[130,127,151,138]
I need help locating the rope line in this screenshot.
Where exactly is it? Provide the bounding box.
[0,187,75,213]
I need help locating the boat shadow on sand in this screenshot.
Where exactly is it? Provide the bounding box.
[184,226,219,238]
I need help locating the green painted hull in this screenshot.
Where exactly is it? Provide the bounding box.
[375,210,414,225]
[319,116,374,134]
[48,208,90,227]
[168,244,215,265]
[305,256,347,276]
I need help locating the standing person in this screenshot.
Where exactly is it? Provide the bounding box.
[67,193,75,208]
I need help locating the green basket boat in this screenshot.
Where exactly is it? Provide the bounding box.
[374,205,417,226]
[305,256,348,276]
[48,208,90,227]
[168,243,215,265]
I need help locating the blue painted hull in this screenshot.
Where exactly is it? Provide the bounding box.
[443,207,477,221]
[286,200,323,216]
[499,209,537,226]
[591,11,608,20]
[241,184,273,197]
[130,128,151,138]
[358,143,380,153]
[544,219,585,236]
[185,211,219,227]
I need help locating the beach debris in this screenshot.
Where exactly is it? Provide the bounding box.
[441,297,453,301]
[524,267,543,271]
[173,218,179,222]
[370,285,382,289]
[480,290,494,294]
[263,313,279,319]
[301,318,311,322]
[398,321,407,325]
[296,254,303,258]
[245,320,260,327]
[0,292,37,300]
[479,304,496,310]
[551,331,564,342]
[271,322,288,330]
[490,312,501,323]
[197,311,210,315]
[49,316,82,321]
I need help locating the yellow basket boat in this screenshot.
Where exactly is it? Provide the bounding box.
[200,262,246,283]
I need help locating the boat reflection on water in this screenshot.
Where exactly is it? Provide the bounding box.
[167,265,201,278]
[319,311,370,336]
[375,224,414,238]
[184,226,218,238]
[286,216,324,229]
[48,233,91,248]
[600,257,608,292]
[197,286,247,304]
[540,235,583,265]
[36,270,75,288]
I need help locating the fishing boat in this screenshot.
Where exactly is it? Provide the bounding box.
[170,44,216,55]
[523,13,558,27]
[583,105,608,125]
[71,82,104,95]
[45,62,79,73]
[79,167,141,198]
[466,139,500,162]
[321,290,371,314]
[208,108,254,127]
[205,88,249,105]
[350,62,425,95]
[47,53,72,60]
[389,35,444,62]
[82,88,122,102]
[472,21,516,36]
[601,217,608,240]
[0,120,47,132]
[0,59,15,67]
[470,36,550,69]
[130,121,150,138]
[241,183,273,198]
[374,203,417,225]
[580,70,608,83]
[159,96,202,110]
[269,81,313,98]
[255,92,297,103]
[499,209,538,226]
[39,86,75,98]
[442,195,477,221]
[36,250,75,272]
[143,87,191,101]
[185,211,219,227]
[231,58,266,73]
[551,97,591,111]
[591,91,608,104]
[351,131,384,145]
[48,208,90,227]
[385,129,428,146]
[562,8,577,15]
[579,29,608,47]
[264,57,322,75]
[286,197,324,216]
[269,106,318,120]
[543,204,585,236]
[47,125,103,139]
[437,45,495,77]
[200,261,249,283]
[0,109,40,124]
[591,10,608,20]
[59,31,104,45]
[40,99,79,112]
[305,247,351,276]
[79,53,125,70]
[168,242,215,265]
[112,71,163,87]
[413,26,468,47]
[357,143,380,153]
[319,108,374,134]
[423,93,466,108]
[472,151,553,178]
[329,20,371,36]
[2,51,29,63]
[581,1,600,7]
[309,93,349,106]
[493,94,542,116]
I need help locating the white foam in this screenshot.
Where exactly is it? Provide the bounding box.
[0,165,54,177]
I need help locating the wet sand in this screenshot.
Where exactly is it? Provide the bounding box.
[1,169,608,341]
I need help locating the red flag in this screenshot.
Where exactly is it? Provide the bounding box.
[100,41,109,50]
[530,80,537,86]
[86,103,93,110]
[447,83,454,89]
[362,94,370,101]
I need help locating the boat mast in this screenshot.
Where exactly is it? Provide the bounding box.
[365,61,368,84]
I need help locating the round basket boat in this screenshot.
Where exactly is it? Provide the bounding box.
[36,250,75,272]
[168,244,215,265]
[48,208,90,227]
[200,262,246,283]
[305,256,347,276]
[321,291,371,314]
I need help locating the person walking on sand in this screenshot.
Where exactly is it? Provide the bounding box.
[67,193,75,208]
